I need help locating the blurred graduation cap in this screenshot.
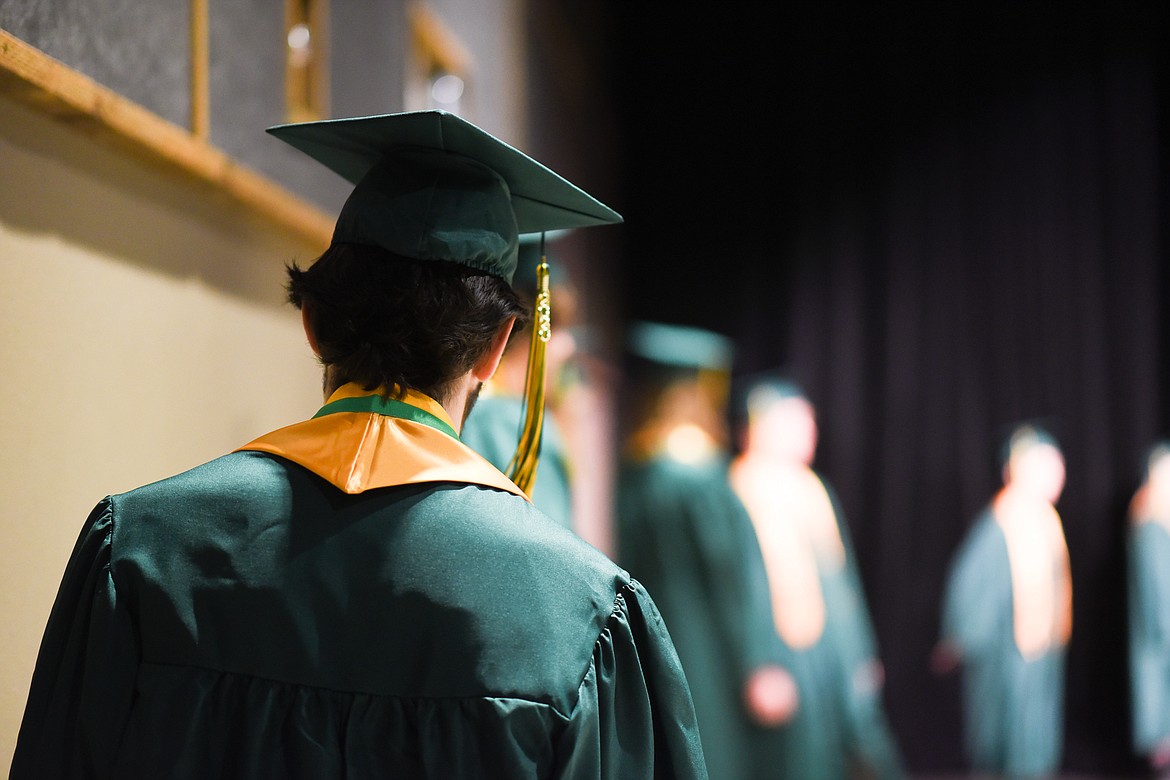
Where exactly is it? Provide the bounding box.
[622,322,736,459]
[625,321,735,373]
[730,369,808,426]
[624,321,737,427]
[1142,440,1170,479]
[267,110,621,284]
[994,418,1062,471]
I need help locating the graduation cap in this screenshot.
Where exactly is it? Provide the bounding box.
[269,111,621,495]
[267,110,622,284]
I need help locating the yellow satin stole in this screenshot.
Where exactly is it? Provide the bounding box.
[237,383,528,499]
[730,458,845,650]
[993,490,1073,660]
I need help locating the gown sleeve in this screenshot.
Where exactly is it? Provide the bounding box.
[555,581,708,780]
[1128,521,1170,753]
[823,481,880,662]
[823,482,907,780]
[1130,522,1170,648]
[10,498,140,779]
[941,513,1010,658]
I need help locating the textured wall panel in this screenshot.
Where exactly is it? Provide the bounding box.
[330,0,405,119]
[0,0,191,128]
[207,0,348,215]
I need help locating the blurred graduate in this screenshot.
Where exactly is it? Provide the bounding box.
[1127,441,1170,774]
[934,423,1072,778]
[728,376,905,779]
[614,322,796,780]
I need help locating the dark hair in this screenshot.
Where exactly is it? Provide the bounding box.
[286,243,528,404]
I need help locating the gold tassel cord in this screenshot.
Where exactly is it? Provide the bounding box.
[506,255,551,495]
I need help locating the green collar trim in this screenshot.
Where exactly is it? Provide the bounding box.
[312,393,460,440]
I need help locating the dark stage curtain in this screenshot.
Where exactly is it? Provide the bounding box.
[606,3,1170,774]
[757,41,1167,778]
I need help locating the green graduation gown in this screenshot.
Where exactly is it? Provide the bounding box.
[12,388,706,779]
[615,454,782,780]
[733,468,904,780]
[821,485,905,779]
[748,626,845,779]
[461,393,574,530]
[940,510,1067,777]
[1128,519,1170,758]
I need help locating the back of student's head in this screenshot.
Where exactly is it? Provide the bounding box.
[287,242,528,404]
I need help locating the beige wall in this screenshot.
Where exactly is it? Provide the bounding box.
[0,97,326,771]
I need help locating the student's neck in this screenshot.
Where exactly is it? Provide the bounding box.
[442,375,484,435]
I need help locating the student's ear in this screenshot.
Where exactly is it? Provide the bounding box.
[472,317,517,382]
[302,305,322,358]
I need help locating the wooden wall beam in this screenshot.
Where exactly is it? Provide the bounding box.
[0,28,333,250]
[191,0,210,139]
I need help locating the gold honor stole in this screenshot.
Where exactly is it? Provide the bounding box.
[730,459,845,650]
[237,383,529,500]
[993,491,1073,660]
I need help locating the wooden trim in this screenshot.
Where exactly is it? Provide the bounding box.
[407,2,473,77]
[310,0,330,119]
[190,0,210,139]
[0,28,333,249]
[284,0,330,122]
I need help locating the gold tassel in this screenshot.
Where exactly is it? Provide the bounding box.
[506,243,551,495]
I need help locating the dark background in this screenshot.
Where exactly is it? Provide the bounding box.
[597,2,1170,776]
